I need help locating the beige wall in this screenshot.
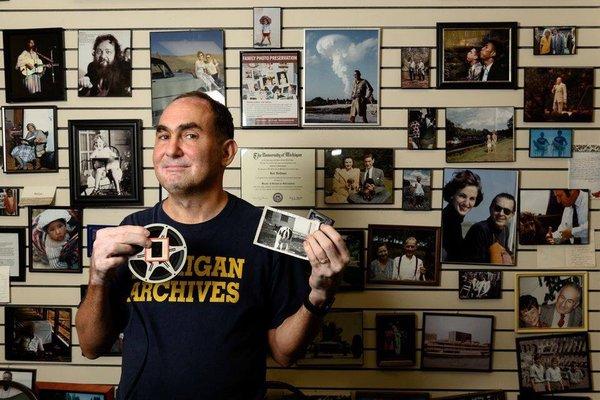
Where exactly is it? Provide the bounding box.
[0,1,599,398]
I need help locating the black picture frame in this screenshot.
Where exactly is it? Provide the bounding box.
[337,228,365,291]
[68,119,143,206]
[3,28,66,102]
[375,313,417,368]
[0,227,26,282]
[0,380,38,400]
[421,312,494,372]
[0,187,20,216]
[458,270,502,300]
[0,367,37,391]
[436,22,518,89]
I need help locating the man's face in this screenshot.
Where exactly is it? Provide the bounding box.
[27,40,35,50]
[556,285,580,314]
[480,42,496,61]
[354,71,360,80]
[2,372,11,381]
[94,40,116,67]
[520,306,540,327]
[553,190,576,207]
[377,245,388,259]
[404,240,417,256]
[364,157,374,169]
[153,97,225,195]
[556,77,562,85]
[466,48,478,62]
[491,197,515,229]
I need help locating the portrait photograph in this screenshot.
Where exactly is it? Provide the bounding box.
[533,27,576,55]
[150,29,225,125]
[0,379,37,400]
[421,313,494,371]
[78,30,132,97]
[458,270,502,300]
[5,306,72,362]
[2,28,66,102]
[375,313,417,368]
[0,368,36,391]
[36,382,115,400]
[524,67,594,123]
[437,391,505,400]
[401,47,430,88]
[297,311,363,366]
[529,129,572,158]
[253,7,281,48]
[408,108,437,150]
[516,272,587,333]
[0,187,19,216]
[304,28,380,126]
[2,106,58,173]
[0,227,26,282]
[324,148,394,205]
[240,51,299,128]
[337,229,365,291]
[436,22,517,89]
[516,333,591,395]
[402,169,432,211]
[356,392,430,400]
[518,189,589,245]
[446,107,515,163]
[441,168,519,266]
[368,225,441,286]
[68,119,143,206]
[29,206,82,273]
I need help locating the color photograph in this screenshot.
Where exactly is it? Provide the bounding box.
[408,108,437,150]
[529,129,572,158]
[533,27,576,55]
[402,169,432,211]
[253,7,281,48]
[401,47,430,88]
[304,29,380,126]
[0,187,19,216]
[375,313,417,368]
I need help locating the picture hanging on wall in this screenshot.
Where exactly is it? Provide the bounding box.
[337,228,365,291]
[2,28,66,102]
[401,47,430,88]
[253,7,281,48]
[436,22,518,89]
[0,368,36,391]
[402,169,432,211]
[304,28,380,126]
[0,227,26,282]
[78,30,132,97]
[529,129,573,158]
[375,313,417,368]
[408,108,437,150]
[36,381,115,400]
[458,270,502,299]
[0,187,20,216]
[533,27,576,55]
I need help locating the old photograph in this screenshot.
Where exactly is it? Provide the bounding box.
[253,7,281,48]
[375,313,417,368]
[533,27,576,55]
[529,129,572,158]
[408,108,437,150]
[402,169,432,211]
[458,270,502,299]
[0,368,35,390]
[0,187,19,216]
[337,229,365,291]
[401,47,430,88]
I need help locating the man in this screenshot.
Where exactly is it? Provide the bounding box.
[464,193,516,264]
[534,131,550,156]
[551,28,565,55]
[349,70,374,123]
[466,48,482,81]
[348,153,390,203]
[546,189,588,244]
[552,130,568,157]
[529,354,550,392]
[75,91,350,399]
[479,38,508,82]
[545,357,565,391]
[79,34,132,96]
[416,59,426,80]
[392,237,426,281]
[369,243,394,281]
[551,77,567,114]
[274,225,293,252]
[539,282,583,328]
[0,371,21,399]
[15,38,43,95]
[408,58,415,81]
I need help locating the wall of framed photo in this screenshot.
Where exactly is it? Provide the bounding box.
[0,1,598,399]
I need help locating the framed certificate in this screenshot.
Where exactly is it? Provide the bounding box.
[0,228,26,282]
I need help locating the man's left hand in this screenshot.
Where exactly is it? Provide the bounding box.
[303,224,350,306]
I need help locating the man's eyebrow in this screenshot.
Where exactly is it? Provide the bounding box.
[155,122,203,134]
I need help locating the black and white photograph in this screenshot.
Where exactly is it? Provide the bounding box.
[356,392,430,400]
[421,313,494,371]
[5,306,72,362]
[68,120,143,206]
[0,187,19,216]
[402,169,432,211]
[408,108,437,150]
[253,7,281,48]
[0,227,26,282]
[368,225,441,286]
[337,229,365,291]
[29,206,82,273]
[401,47,430,88]
[516,333,591,395]
[519,189,589,245]
[458,270,502,299]
[2,28,66,102]
[0,368,36,392]
[437,391,505,400]
[534,27,576,55]
[78,30,132,97]
[516,272,588,333]
[307,209,335,226]
[375,313,417,368]
[442,168,519,265]
[253,206,320,260]
[297,311,363,366]
[2,106,58,173]
[0,377,37,400]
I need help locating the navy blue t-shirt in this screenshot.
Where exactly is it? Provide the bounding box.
[111,193,310,400]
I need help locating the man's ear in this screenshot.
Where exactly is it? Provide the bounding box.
[221,139,238,167]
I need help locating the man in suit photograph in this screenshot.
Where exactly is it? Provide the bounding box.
[348,153,391,203]
[479,38,508,82]
[546,189,588,244]
[539,282,583,328]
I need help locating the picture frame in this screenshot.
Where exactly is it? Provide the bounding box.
[0,187,20,216]
[408,108,437,150]
[324,148,394,205]
[436,22,518,89]
[515,272,588,333]
[0,367,36,390]
[437,391,505,400]
[402,169,432,211]
[401,47,430,88]
[445,107,515,163]
[303,28,380,126]
[524,67,594,123]
[240,51,300,128]
[516,333,591,395]
[2,106,58,173]
[367,225,441,286]
[0,227,26,282]
[36,381,115,400]
[533,27,576,55]
[458,270,502,300]
[150,29,226,125]
[253,7,282,49]
[68,119,143,206]
[5,306,72,362]
[0,380,37,400]
[421,312,494,372]
[337,228,365,291]
[441,168,519,266]
[356,392,430,400]
[2,28,66,102]
[78,30,132,97]
[87,224,115,257]
[29,206,83,273]
[80,284,124,355]
[375,313,417,368]
[518,189,589,245]
[529,129,573,158]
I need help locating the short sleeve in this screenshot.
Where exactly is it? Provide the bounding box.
[267,254,311,329]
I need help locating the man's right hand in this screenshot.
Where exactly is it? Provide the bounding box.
[79,76,93,89]
[89,225,151,285]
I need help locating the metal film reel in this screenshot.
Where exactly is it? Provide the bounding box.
[128,223,188,284]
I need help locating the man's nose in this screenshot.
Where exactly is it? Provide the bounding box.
[165,137,184,157]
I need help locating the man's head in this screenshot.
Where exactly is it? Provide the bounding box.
[92,34,121,67]
[553,189,579,207]
[466,48,479,63]
[555,282,581,315]
[376,243,388,260]
[557,130,563,136]
[556,77,563,85]
[363,153,374,169]
[2,371,12,381]
[403,237,417,257]
[26,39,35,50]
[539,131,545,138]
[354,70,361,80]
[489,193,516,229]
[519,294,541,327]
[480,38,500,62]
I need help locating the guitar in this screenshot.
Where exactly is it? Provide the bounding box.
[20,62,58,77]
